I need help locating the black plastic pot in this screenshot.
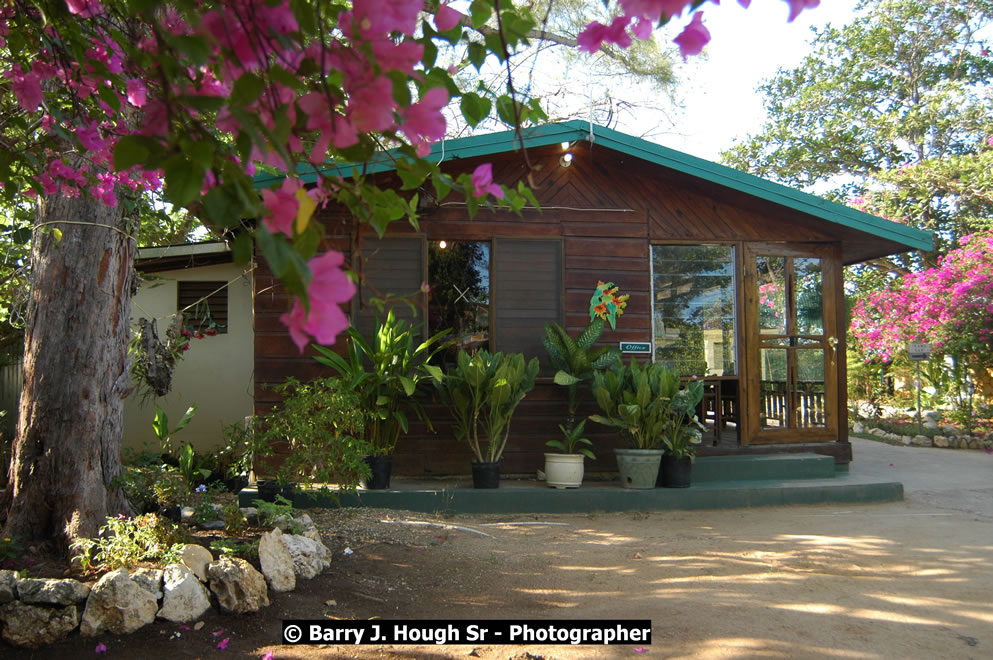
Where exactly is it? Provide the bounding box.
[363,455,394,490]
[658,455,692,488]
[471,461,501,489]
[256,479,296,503]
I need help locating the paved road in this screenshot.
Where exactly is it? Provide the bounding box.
[850,437,993,518]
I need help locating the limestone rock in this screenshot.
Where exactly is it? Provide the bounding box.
[240,507,259,525]
[852,422,865,434]
[158,564,212,623]
[968,438,982,450]
[180,506,196,523]
[207,557,269,614]
[901,436,913,446]
[0,601,79,648]
[279,533,331,580]
[0,570,17,604]
[181,544,214,582]
[940,425,959,436]
[883,432,902,444]
[911,435,933,447]
[79,568,157,636]
[131,567,164,601]
[259,528,296,593]
[933,435,950,448]
[923,420,939,430]
[868,427,887,437]
[17,578,90,606]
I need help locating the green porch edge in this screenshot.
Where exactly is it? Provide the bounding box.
[239,454,903,515]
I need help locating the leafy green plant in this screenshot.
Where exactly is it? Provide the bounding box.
[543,319,621,433]
[546,419,595,459]
[256,377,375,489]
[176,442,212,491]
[590,361,704,453]
[314,310,450,456]
[152,403,198,453]
[72,514,189,572]
[253,495,296,530]
[437,349,540,463]
[209,539,259,562]
[0,535,24,566]
[221,502,247,535]
[218,417,269,479]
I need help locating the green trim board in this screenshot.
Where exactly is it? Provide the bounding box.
[252,120,933,254]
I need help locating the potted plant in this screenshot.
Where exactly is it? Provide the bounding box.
[589,360,684,489]
[658,378,706,488]
[314,310,450,489]
[541,281,627,487]
[437,349,539,488]
[254,376,375,496]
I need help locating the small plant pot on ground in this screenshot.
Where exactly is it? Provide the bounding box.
[614,448,663,489]
[658,455,692,488]
[544,453,585,488]
[362,455,393,490]
[471,461,501,489]
[256,479,295,503]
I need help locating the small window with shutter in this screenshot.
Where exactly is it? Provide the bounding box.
[177,281,228,335]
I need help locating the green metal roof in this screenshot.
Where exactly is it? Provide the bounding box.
[253,120,933,254]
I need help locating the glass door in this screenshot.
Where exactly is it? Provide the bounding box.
[744,244,839,444]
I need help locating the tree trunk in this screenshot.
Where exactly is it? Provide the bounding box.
[0,192,136,549]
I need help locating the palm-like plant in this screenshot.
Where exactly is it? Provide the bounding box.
[542,318,621,434]
[314,310,451,456]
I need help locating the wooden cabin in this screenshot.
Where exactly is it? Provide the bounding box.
[253,121,932,475]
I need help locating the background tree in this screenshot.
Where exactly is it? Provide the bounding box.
[723,0,993,270]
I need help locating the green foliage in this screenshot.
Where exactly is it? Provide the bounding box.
[152,404,198,453]
[72,514,190,572]
[218,418,269,478]
[221,502,248,536]
[589,360,704,453]
[209,539,259,562]
[0,535,24,564]
[546,419,595,459]
[723,0,993,265]
[314,310,451,455]
[542,317,621,432]
[252,496,301,534]
[256,377,373,489]
[436,349,540,463]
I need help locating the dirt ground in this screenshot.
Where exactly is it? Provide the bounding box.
[7,491,992,660]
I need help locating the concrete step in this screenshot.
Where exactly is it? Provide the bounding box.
[691,453,837,482]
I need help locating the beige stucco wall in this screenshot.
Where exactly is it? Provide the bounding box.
[123,261,254,455]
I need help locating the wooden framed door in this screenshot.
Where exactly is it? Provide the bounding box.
[742,244,840,444]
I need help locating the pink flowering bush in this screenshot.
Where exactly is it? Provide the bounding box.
[851,232,993,374]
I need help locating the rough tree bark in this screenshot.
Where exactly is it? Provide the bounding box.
[0,191,136,549]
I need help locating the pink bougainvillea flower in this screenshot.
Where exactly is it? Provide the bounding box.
[94,642,108,654]
[619,0,692,22]
[471,163,504,200]
[261,177,301,237]
[631,17,653,40]
[281,250,357,352]
[578,15,632,53]
[261,651,275,660]
[217,637,229,650]
[126,79,147,107]
[784,0,820,22]
[65,0,105,18]
[673,11,710,60]
[435,1,461,31]
[401,87,449,156]
[6,68,43,111]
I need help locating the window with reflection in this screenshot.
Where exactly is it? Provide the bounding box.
[652,245,737,376]
[428,241,490,361]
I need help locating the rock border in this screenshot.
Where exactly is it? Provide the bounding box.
[0,511,330,649]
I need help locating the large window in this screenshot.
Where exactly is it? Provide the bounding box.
[428,241,490,360]
[651,245,736,376]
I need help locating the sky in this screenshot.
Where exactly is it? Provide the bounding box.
[626,0,862,161]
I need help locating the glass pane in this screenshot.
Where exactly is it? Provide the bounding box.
[428,241,490,362]
[796,349,827,428]
[759,348,788,429]
[652,245,737,376]
[756,256,787,335]
[795,258,824,335]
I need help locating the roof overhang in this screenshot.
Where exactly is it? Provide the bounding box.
[136,241,232,273]
[253,120,933,264]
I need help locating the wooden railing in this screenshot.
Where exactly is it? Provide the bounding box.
[760,380,826,428]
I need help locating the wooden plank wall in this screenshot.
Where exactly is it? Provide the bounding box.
[254,140,844,475]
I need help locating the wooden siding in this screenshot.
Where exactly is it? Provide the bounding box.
[253,140,851,475]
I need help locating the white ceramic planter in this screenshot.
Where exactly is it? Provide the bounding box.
[544,453,586,488]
